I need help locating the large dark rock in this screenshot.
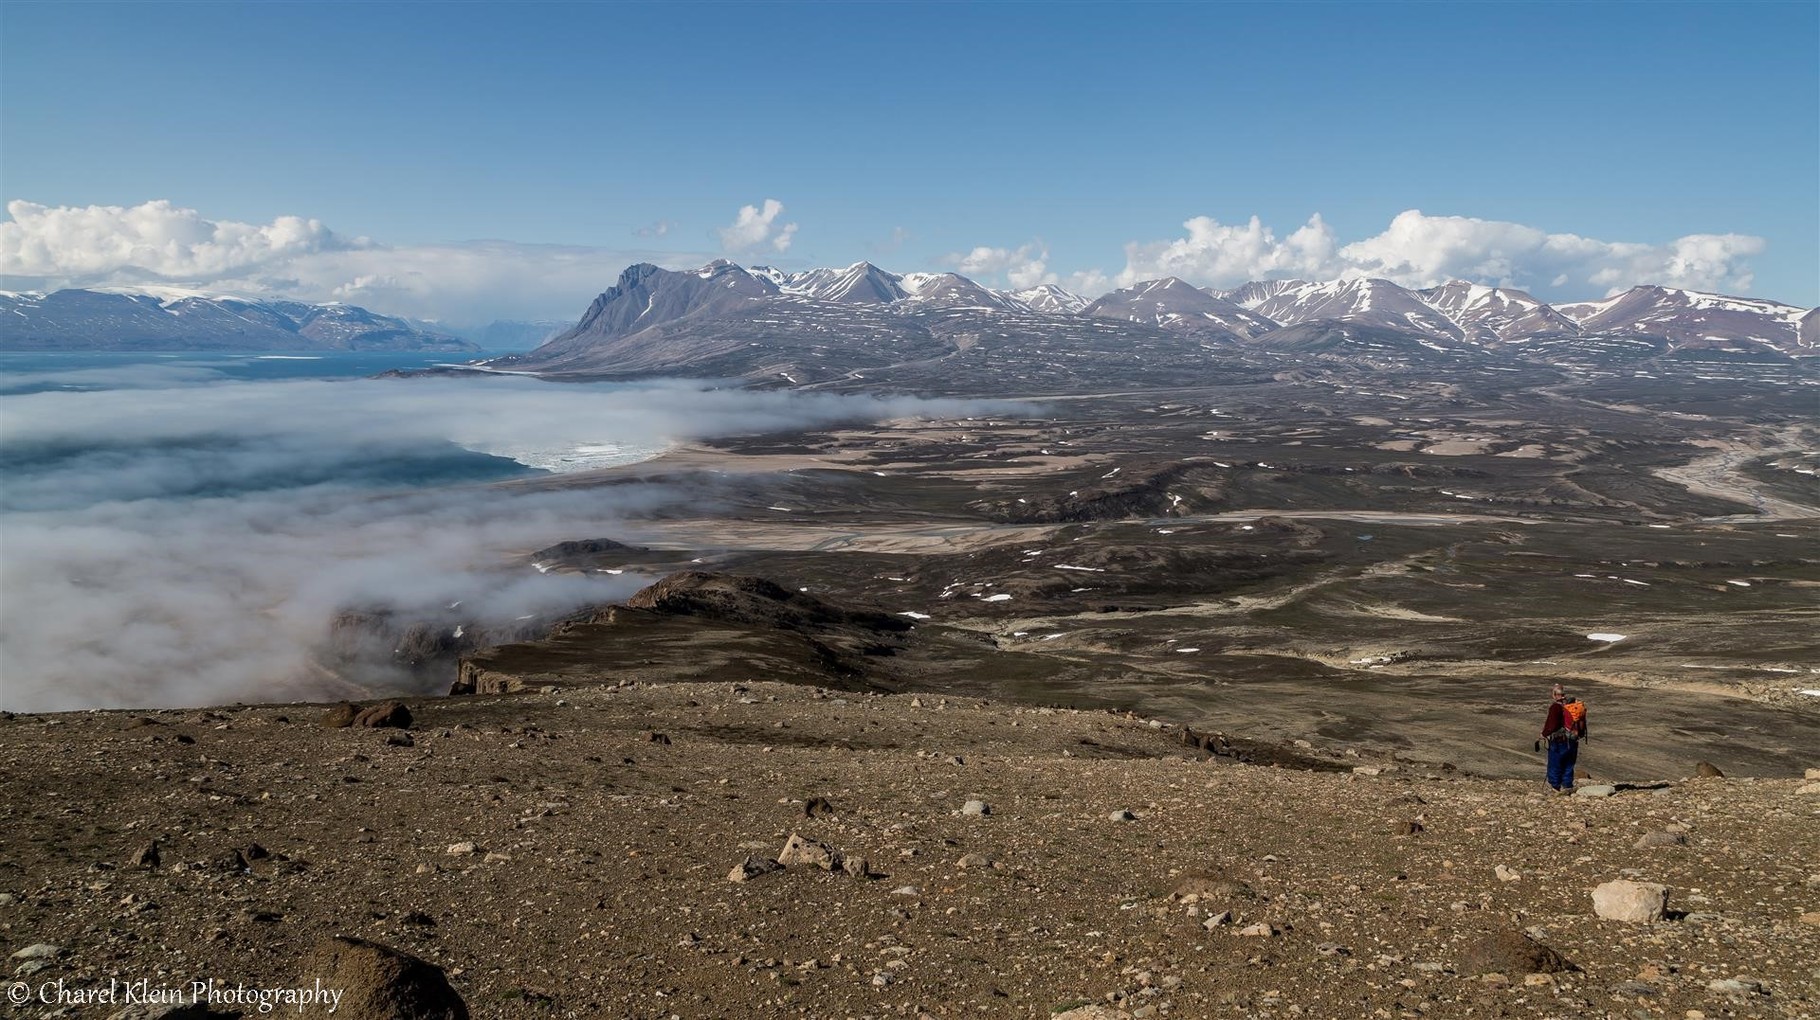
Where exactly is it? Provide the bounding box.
[1457,931,1575,976]
[296,935,468,1019]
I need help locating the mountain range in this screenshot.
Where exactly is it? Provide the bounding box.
[0,288,479,352]
[498,259,1817,383]
[7,266,1815,378]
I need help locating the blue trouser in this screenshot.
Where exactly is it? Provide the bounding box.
[1547,738,1579,789]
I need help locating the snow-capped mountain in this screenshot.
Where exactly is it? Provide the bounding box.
[1010,284,1091,314]
[494,258,1815,382]
[751,261,908,304]
[1221,278,1465,342]
[1416,281,1580,344]
[0,288,479,352]
[1557,285,1813,352]
[1083,277,1278,338]
[897,272,1025,311]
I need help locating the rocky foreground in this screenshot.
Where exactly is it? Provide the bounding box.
[2,682,1816,1019]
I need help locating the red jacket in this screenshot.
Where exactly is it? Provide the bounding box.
[1543,701,1587,739]
[1542,701,1566,737]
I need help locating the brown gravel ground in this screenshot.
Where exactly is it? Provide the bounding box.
[1,681,1815,1019]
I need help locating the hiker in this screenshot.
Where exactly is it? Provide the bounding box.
[1537,684,1588,792]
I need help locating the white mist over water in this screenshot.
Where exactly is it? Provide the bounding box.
[0,361,1018,711]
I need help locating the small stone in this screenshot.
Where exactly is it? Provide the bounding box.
[777,832,840,870]
[482,852,511,863]
[1577,784,1618,798]
[1109,809,1137,822]
[956,853,992,869]
[445,842,478,856]
[1592,880,1670,922]
[1237,922,1275,937]
[1692,761,1724,778]
[728,856,784,883]
[127,841,160,870]
[9,944,63,961]
[1706,977,1764,997]
[1495,864,1520,882]
[959,799,991,816]
[385,731,414,747]
[1635,831,1687,849]
[1798,911,1820,926]
[1202,911,1232,930]
[841,855,872,879]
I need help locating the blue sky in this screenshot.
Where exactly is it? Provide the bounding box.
[2,0,1815,322]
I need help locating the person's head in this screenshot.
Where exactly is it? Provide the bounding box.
[1551,684,1565,702]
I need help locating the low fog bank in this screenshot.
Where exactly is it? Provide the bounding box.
[0,368,1022,711]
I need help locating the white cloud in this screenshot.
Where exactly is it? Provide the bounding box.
[1115,214,1337,290]
[1095,209,1765,299]
[0,199,721,324]
[0,199,355,279]
[717,198,798,254]
[634,218,675,238]
[944,242,1056,290]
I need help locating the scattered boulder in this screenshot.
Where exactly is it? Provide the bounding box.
[1108,809,1137,822]
[295,935,467,1019]
[1494,865,1521,883]
[642,730,671,745]
[727,856,784,883]
[353,702,412,729]
[445,842,478,856]
[1394,819,1424,836]
[320,702,360,728]
[777,832,839,870]
[1635,831,1688,849]
[840,855,873,879]
[1707,977,1765,997]
[385,732,414,748]
[1237,922,1276,937]
[801,797,836,818]
[1576,784,1617,798]
[1592,880,1670,922]
[959,799,991,816]
[1693,761,1725,778]
[11,943,63,961]
[127,841,160,870]
[1457,931,1575,976]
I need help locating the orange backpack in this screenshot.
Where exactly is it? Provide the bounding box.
[1561,699,1586,735]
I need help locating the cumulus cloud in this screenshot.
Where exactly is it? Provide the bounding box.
[0,199,355,280]
[1097,209,1765,299]
[0,199,720,324]
[717,198,798,254]
[1115,215,1337,291]
[944,242,1057,290]
[0,368,1022,711]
